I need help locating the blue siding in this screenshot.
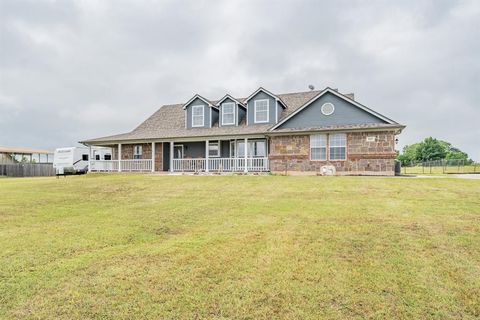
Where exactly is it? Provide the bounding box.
[180,141,205,158]
[276,103,283,123]
[185,98,211,129]
[278,92,388,129]
[211,108,219,127]
[238,106,246,125]
[246,91,277,126]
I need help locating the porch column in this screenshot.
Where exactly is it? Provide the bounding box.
[151,142,155,172]
[88,145,92,172]
[118,143,122,172]
[169,141,174,172]
[205,140,209,172]
[234,139,237,171]
[244,138,248,173]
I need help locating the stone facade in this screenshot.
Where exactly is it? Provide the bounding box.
[269,131,397,176]
[110,142,163,171]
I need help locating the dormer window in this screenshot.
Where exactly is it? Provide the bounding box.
[221,102,235,125]
[254,99,269,123]
[191,105,204,127]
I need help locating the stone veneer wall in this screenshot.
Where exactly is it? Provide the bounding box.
[269,131,397,175]
[110,142,163,171]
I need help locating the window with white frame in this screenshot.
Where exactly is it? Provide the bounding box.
[229,140,236,157]
[133,145,142,159]
[329,133,347,160]
[250,140,266,157]
[191,105,204,127]
[310,134,327,160]
[222,102,235,125]
[208,141,220,157]
[254,99,269,123]
[235,140,266,157]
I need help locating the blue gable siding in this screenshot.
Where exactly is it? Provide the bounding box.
[211,108,219,127]
[238,106,246,125]
[185,98,211,129]
[246,91,277,126]
[278,92,388,129]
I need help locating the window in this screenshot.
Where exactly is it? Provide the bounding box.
[250,140,266,157]
[329,133,346,160]
[254,99,269,123]
[222,102,235,125]
[134,145,142,159]
[82,154,89,161]
[208,141,220,157]
[229,140,236,158]
[321,102,335,115]
[235,140,266,157]
[104,154,112,160]
[191,105,204,127]
[310,134,327,160]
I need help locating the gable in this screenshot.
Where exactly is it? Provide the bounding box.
[185,97,211,129]
[247,91,278,125]
[276,92,388,130]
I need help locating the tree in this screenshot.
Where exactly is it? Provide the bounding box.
[416,137,446,161]
[397,143,420,164]
[397,137,471,164]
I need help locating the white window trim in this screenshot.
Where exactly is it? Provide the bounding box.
[133,145,143,159]
[321,102,335,116]
[173,144,184,159]
[221,102,235,125]
[328,133,347,161]
[309,134,327,161]
[208,140,220,157]
[254,99,269,123]
[191,105,204,127]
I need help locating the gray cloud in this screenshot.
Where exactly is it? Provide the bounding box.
[1,0,479,159]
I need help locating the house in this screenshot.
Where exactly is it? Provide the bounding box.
[80,87,405,175]
[0,146,53,164]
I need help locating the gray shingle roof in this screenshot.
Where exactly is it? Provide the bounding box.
[80,89,403,144]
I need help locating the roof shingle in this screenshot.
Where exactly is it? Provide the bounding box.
[81,89,402,144]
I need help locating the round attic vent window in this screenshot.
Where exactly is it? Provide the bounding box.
[321,103,335,115]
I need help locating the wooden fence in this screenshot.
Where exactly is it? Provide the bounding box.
[0,163,55,177]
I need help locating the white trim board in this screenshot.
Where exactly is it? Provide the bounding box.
[269,87,397,130]
[183,94,213,110]
[216,94,246,108]
[244,87,286,109]
[191,105,205,127]
[254,99,269,124]
[221,102,235,125]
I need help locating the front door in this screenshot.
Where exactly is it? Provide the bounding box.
[173,145,184,159]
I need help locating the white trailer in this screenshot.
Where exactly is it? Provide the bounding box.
[53,147,112,175]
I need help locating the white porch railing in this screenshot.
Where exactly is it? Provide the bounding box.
[89,158,269,173]
[89,160,152,172]
[172,157,269,172]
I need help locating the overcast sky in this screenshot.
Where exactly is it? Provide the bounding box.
[1,0,479,159]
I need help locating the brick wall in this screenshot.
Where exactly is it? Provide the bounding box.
[269,131,397,175]
[110,142,163,171]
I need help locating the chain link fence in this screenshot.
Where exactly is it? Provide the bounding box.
[401,159,478,175]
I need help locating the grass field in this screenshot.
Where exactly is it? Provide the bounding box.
[1,174,479,319]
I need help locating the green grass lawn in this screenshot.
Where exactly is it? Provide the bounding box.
[1,174,479,319]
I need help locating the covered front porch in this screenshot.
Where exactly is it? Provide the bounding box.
[88,137,269,173]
